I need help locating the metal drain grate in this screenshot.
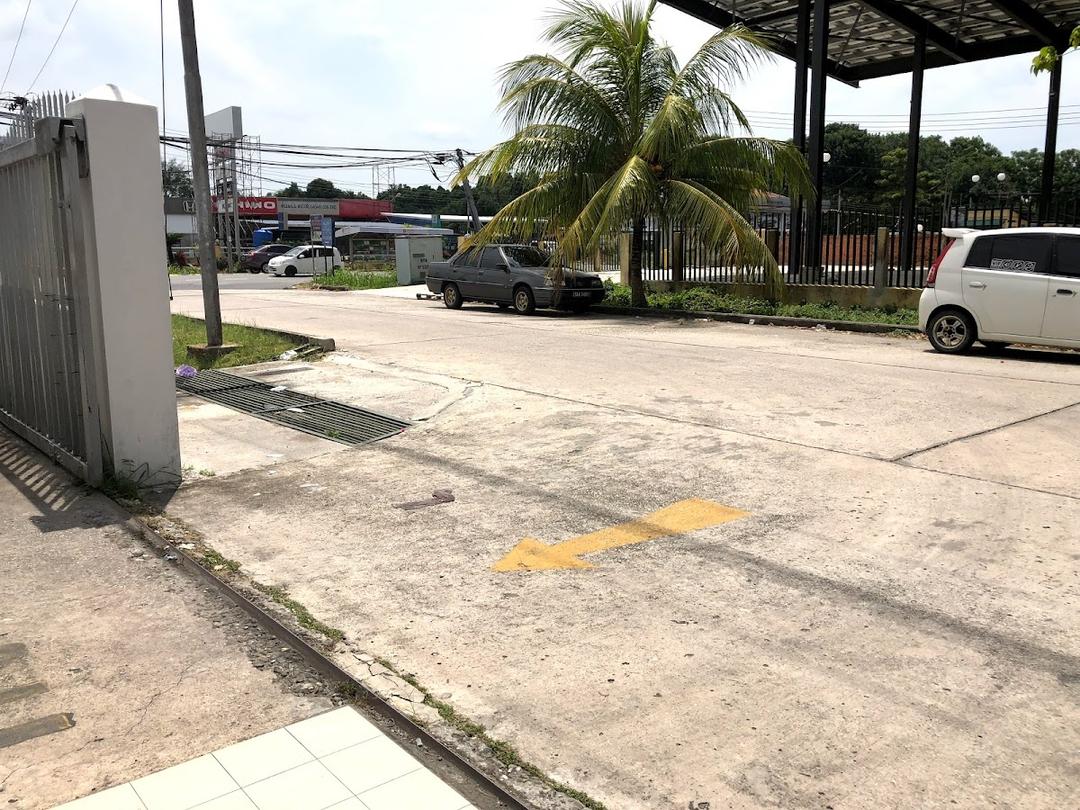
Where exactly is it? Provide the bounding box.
[176,369,410,446]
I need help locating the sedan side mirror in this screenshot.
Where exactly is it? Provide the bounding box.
[496,262,509,271]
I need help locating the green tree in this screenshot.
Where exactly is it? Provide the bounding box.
[270,178,368,199]
[1005,148,1043,193]
[271,181,302,197]
[161,159,193,197]
[822,123,879,205]
[457,0,810,306]
[1032,26,1080,74]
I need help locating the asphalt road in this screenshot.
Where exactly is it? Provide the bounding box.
[169,272,305,292]
[168,287,1080,809]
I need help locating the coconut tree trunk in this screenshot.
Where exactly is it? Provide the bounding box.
[629,218,646,308]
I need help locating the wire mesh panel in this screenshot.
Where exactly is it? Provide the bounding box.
[0,120,101,483]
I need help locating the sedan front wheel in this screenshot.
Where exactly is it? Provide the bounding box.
[513,285,536,315]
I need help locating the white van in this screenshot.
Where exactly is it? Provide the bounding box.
[919,227,1080,353]
[267,245,343,277]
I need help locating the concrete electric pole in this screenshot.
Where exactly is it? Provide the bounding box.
[454,148,482,233]
[177,0,223,347]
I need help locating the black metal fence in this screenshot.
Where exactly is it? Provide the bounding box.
[638,193,1080,289]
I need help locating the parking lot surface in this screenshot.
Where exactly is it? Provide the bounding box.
[168,288,1080,809]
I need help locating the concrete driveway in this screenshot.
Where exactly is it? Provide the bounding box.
[168,288,1080,809]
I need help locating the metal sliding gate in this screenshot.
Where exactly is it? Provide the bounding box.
[0,118,103,484]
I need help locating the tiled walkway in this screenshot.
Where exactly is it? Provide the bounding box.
[54,707,476,810]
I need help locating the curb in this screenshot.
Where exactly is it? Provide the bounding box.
[591,305,920,334]
[122,510,530,810]
[181,315,336,352]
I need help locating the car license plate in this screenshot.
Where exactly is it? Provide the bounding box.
[572,290,590,297]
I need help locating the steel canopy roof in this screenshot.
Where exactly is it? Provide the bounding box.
[661,0,1080,83]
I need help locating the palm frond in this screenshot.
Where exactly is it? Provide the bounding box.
[557,154,658,261]
[667,179,784,298]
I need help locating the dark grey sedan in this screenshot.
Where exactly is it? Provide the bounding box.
[424,244,606,314]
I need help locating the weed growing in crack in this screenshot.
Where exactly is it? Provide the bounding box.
[252,582,345,642]
[201,548,240,574]
[369,655,607,810]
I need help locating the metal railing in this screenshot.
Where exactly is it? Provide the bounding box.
[637,193,1080,289]
[0,118,103,484]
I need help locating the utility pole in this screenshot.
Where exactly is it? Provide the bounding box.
[177,0,222,347]
[454,148,482,233]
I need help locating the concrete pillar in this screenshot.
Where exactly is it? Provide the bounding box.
[67,85,181,488]
[765,229,781,264]
[873,226,890,290]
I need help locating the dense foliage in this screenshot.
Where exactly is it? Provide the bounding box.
[602,281,918,325]
[821,124,1080,208]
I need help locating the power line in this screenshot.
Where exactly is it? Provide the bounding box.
[25,0,80,93]
[0,0,33,93]
[160,0,166,165]
[743,103,1080,121]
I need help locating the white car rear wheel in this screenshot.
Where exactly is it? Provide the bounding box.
[927,309,976,354]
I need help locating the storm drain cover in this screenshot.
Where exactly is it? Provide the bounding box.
[176,369,410,446]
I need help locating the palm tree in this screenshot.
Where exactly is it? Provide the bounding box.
[456,0,812,306]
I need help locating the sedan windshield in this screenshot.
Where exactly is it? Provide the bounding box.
[503,246,550,267]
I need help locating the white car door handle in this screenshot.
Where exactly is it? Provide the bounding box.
[1056,288,1076,296]
[969,281,986,289]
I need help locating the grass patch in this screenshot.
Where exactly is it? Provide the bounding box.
[602,281,918,326]
[310,269,398,291]
[172,314,304,370]
[372,656,607,810]
[168,264,200,275]
[252,582,345,643]
[201,548,240,574]
[344,260,394,272]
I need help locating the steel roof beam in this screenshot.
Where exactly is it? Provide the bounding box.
[853,0,970,61]
[659,0,859,85]
[984,0,1063,45]
[843,31,1045,79]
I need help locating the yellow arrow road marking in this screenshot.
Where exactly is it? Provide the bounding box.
[492,498,749,572]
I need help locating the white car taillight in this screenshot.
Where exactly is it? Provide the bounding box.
[926,240,955,288]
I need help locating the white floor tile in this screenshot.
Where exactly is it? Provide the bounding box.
[358,769,468,810]
[131,754,239,810]
[320,736,422,795]
[242,761,351,810]
[53,783,147,809]
[324,800,369,810]
[286,707,382,758]
[214,728,313,786]
[189,792,258,809]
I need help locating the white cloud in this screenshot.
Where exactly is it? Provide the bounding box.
[1,0,1076,193]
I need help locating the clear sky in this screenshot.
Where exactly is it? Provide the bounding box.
[2,0,1077,195]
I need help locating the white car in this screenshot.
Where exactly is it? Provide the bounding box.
[919,226,1080,354]
[267,245,342,277]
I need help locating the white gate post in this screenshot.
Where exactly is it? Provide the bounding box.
[66,85,181,488]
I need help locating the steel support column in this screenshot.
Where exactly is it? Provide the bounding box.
[1039,58,1062,224]
[789,0,812,276]
[805,0,830,278]
[899,30,925,279]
